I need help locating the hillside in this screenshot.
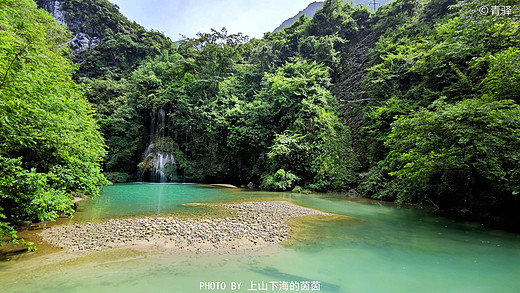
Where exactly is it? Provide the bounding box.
[26,0,520,229]
[273,1,324,32]
[36,0,176,79]
[273,0,394,32]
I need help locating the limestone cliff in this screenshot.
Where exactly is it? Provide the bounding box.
[35,0,175,79]
[36,0,102,53]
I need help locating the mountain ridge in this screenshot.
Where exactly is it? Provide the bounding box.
[273,0,394,32]
[273,1,324,32]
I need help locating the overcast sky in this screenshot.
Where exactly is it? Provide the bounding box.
[108,0,317,40]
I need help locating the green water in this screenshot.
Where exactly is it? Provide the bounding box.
[2,183,520,293]
[72,183,247,220]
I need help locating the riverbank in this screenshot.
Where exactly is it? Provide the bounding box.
[208,183,239,188]
[39,201,332,253]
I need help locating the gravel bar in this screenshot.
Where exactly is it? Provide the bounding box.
[39,201,332,252]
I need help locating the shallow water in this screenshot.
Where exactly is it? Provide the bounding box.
[1,183,520,292]
[73,183,244,220]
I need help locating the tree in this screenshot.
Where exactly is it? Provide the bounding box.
[364,97,417,163]
[306,0,356,38]
[256,60,359,191]
[0,0,107,245]
[383,98,520,224]
[480,47,520,103]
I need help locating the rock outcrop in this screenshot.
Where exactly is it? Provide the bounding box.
[36,0,103,53]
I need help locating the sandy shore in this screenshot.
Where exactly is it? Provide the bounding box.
[209,183,239,188]
[39,201,331,253]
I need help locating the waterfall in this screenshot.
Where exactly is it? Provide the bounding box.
[157,108,166,137]
[141,108,177,183]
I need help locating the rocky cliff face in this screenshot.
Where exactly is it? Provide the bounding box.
[38,0,66,24]
[36,0,102,53]
[36,0,175,79]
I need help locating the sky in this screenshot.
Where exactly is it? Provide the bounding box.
[108,0,317,41]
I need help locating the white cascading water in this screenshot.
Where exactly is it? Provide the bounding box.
[142,108,177,182]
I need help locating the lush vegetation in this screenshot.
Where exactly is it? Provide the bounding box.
[0,0,108,245]
[361,98,519,222]
[1,0,519,245]
[46,0,520,227]
[358,0,520,226]
[115,29,359,190]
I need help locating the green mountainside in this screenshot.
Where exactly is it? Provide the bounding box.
[35,0,176,79]
[273,1,394,32]
[1,0,519,243]
[273,1,325,32]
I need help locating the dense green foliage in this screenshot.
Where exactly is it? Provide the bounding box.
[60,0,519,226]
[257,60,359,191]
[44,0,369,189]
[362,98,520,219]
[112,30,359,190]
[2,0,516,237]
[358,0,520,226]
[0,0,107,244]
[36,0,176,79]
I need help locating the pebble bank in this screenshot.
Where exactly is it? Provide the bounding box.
[39,201,331,252]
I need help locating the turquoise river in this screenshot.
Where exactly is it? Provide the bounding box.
[1,183,520,292]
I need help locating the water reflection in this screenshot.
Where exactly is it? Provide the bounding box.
[1,184,520,293]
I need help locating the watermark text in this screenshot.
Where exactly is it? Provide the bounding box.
[479,5,513,16]
[199,280,322,291]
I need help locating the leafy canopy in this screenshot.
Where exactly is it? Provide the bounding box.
[0,0,107,244]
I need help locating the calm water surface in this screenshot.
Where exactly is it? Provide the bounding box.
[1,183,520,292]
